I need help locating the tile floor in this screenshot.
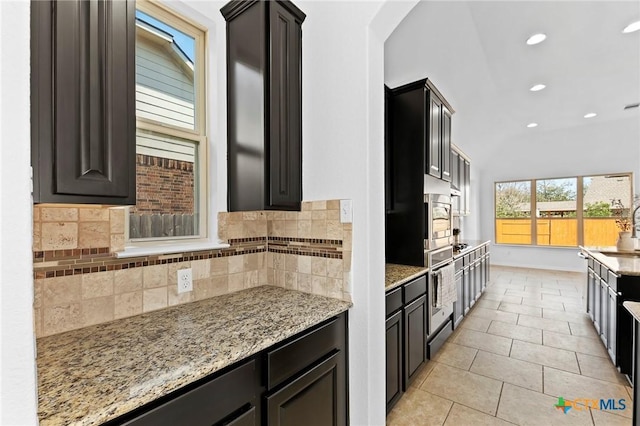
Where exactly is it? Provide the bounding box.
[387,266,634,426]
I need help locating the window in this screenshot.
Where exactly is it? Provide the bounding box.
[130,1,207,241]
[495,173,633,247]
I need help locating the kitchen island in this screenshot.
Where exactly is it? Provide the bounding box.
[36,286,351,425]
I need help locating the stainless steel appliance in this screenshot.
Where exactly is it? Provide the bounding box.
[426,245,454,336]
[424,194,453,251]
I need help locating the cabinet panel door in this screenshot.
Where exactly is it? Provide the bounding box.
[268,2,302,210]
[600,279,609,347]
[463,160,471,215]
[594,274,601,334]
[32,0,136,204]
[463,267,471,313]
[441,106,452,182]
[587,269,596,321]
[453,273,464,328]
[608,286,617,364]
[386,311,403,412]
[267,351,344,426]
[451,150,460,213]
[404,295,427,387]
[427,92,442,179]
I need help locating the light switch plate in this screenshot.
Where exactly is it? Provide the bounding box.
[340,199,353,223]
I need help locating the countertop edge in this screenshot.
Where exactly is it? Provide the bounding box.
[385,267,429,292]
[623,301,640,323]
[580,246,640,276]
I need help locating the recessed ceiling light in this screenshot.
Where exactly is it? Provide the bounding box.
[584,113,597,118]
[530,84,546,92]
[526,33,547,45]
[527,122,538,128]
[623,20,640,34]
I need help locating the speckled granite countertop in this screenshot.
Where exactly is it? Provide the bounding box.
[580,246,640,276]
[36,286,352,426]
[385,264,429,292]
[624,301,640,322]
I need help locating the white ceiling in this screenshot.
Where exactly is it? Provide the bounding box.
[384,1,640,166]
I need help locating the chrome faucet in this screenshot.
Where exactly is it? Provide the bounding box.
[632,204,640,239]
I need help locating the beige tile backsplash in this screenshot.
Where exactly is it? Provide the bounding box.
[33,200,352,337]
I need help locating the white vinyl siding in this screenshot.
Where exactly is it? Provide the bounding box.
[135,36,195,131]
[136,130,195,163]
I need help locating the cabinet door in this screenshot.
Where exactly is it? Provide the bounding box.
[599,279,608,345]
[441,106,452,182]
[587,268,596,321]
[268,1,302,210]
[267,351,344,426]
[463,160,471,215]
[385,311,403,412]
[608,286,617,364]
[594,274,601,334]
[427,91,442,179]
[453,273,464,328]
[451,150,460,213]
[404,295,427,387]
[31,0,136,204]
[386,311,403,412]
[463,267,472,313]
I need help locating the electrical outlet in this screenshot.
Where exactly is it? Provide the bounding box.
[177,268,193,294]
[340,199,353,223]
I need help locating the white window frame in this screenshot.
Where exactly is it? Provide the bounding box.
[120,0,222,256]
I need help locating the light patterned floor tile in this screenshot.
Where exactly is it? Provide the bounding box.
[510,339,580,373]
[443,403,516,426]
[470,350,542,392]
[499,301,543,317]
[487,320,542,344]
[476,299,501,310]
[591,409,632,426]
[409,359,436,389]
[453,328,513,356]
[517,314,571,334]
[421,363,503,415]
[543,367,631,418]
[496,383,594,426]
[576,352,628,385]
[481,293,523,304]
[431,342,478,370]
[568,321,600,339]
[520,297,565,311]
[386,386,453,426]
[543,308,592,325]
[543,330,609,358]
[468,307,518,324]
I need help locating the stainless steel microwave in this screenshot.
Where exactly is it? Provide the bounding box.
[424,194,453,250]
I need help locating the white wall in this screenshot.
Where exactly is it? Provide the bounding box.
[480,117,640,271]
[0,0,39,423]
[1,0,418,424]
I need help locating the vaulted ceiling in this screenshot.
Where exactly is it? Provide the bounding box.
[384,1,640,167]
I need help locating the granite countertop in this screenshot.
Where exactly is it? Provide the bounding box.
[624,301,640,322]
[385,264,429,291]
[580,246,640,277]
[36,286,352,426]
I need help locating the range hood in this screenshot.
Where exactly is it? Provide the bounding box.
[450,183,461,197]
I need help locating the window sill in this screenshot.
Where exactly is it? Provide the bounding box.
[115,241,230,259]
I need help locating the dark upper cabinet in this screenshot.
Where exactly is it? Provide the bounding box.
[31,0,136,205]
[222,0,305,212]
[451,150,460,214]
[463,159,471,216]
[440,106,452,183]
[427,91,442,179]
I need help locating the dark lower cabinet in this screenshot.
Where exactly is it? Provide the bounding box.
[404,295,427,386]
[266,352,342,426]
[385,275,427,413]
[385,311,403,412]
[110,313,348,426]
[31,0,136,204]
[453,270,464,328]
[455,243,490,316]
[119,360,260,426]
[222,0,305,211]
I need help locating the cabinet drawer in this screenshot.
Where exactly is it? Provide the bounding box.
[404,275,427,304]
[267,315,344,390]
[454,258,463,271]
[608,271,618,292]
[427,319,453,359]
[386,287,403,317]
[121,359,257,426]
[601,266,609,284]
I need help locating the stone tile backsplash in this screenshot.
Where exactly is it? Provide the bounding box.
[32,200,352,337]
